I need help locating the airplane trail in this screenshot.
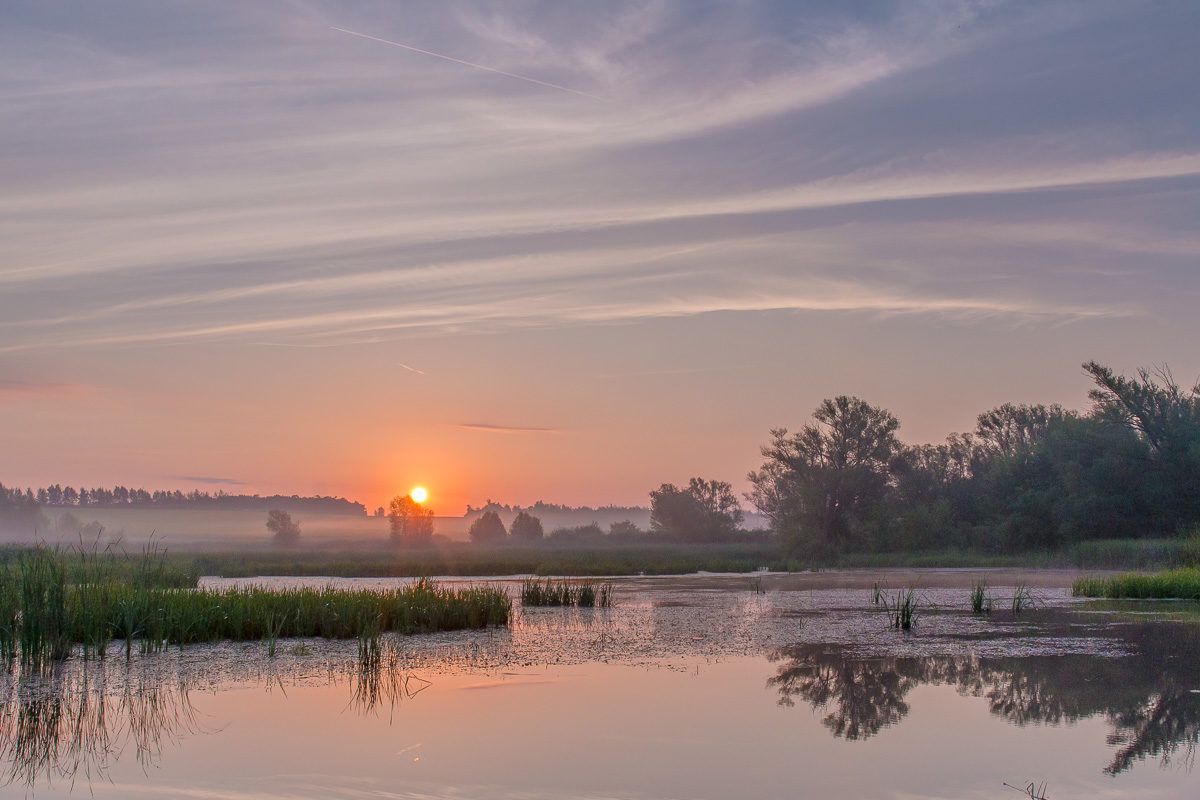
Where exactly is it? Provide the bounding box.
[330,26,605,101]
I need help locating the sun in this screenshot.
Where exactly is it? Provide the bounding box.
[409,486,428,504]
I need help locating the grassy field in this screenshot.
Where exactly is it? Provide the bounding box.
[183,542,785,577]
[185,538,1198,576]
[1072,568,1200,600]
[820,538,1199,571]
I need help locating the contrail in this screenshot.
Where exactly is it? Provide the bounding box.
[331,26,605,101]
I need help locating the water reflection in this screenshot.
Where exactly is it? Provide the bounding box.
[0,665,203,788]
[349,642,432,716]
[769,621,1200,774]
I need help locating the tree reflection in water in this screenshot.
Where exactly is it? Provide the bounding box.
[768,621,1200,775]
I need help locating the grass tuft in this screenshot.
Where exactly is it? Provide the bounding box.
[1011,584,1036,613]
[970,582,993,614]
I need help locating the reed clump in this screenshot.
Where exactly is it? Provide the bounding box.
[1011,584,1036,613]
[970,582,993,614]
[0,546,511,665]
[520,579,614,608]
[1072,568,1200,600]
[887,589,918,631]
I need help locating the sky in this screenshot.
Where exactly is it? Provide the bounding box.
[2,0,1198,512]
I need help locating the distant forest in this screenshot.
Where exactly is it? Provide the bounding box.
[0,485,365,516]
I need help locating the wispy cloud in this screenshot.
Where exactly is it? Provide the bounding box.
[457,423,559,434]
[0,3,1193,359]
[330,27,607,101]
[168,475,248,486]
[0,379,82,396]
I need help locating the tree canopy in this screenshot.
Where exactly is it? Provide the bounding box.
[510,510,544,541]
[749,363,1200,555]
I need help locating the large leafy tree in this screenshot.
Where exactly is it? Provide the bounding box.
[748,396,900,551]
[1084,361,1200,528]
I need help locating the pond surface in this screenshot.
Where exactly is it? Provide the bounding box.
[2,570,1199,799]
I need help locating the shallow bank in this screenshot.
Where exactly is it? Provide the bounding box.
[1073,567,1200,600]
[162,537,1194,578]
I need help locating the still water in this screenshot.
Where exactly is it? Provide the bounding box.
[2,571,1198,799]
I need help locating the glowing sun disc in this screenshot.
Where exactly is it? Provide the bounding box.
[410,486,428,504]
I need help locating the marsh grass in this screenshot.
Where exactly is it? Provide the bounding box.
[264,609,288,658]
[870,582,886,608]
[1011,584,1036,613]
[1072,568,1200,600]
[16,549,72,669]
[520,579,614,608]
[0,546,511,666]
[970,582,993,614]
[887,589,918,631]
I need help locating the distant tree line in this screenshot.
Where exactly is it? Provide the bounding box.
[0,483,44,530]
[449,488,758,547]
[463,500,648,517]
[7,485,365,515]
[748,362,1200,555]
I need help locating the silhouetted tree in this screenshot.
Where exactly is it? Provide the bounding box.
[650,477,742,541]
[389,495,434,546]
[468,510,508,544]
[548,522,606,543]
[686,477,744,538]
[649,484,706,539]
[266,509,301,545]
[1084,361,1200,527]
[510,510,544,542]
